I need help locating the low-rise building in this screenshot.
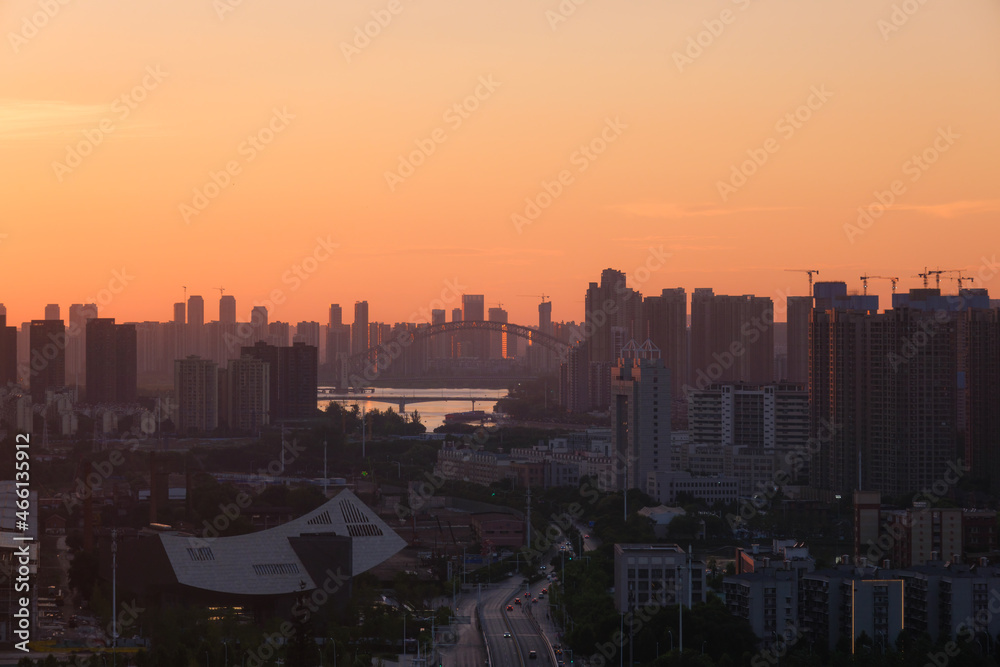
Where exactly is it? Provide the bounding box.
[855,492,999,568]
[613,543,705,612]
[670,441,778,498]
[735,540,815,576]
[729,550,1000,652]
[724,569,799,642]
[435,443,511,486]
[797,566,904,653]
[470,512,524,550]
[647,471,739,505]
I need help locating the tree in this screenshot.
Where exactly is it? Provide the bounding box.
[285,601,318,667]
[68,550,100,600]
[288,485,326,516]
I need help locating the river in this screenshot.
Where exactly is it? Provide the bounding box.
[317,386,508,431]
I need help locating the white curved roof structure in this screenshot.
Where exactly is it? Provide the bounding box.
[156,488,405,596]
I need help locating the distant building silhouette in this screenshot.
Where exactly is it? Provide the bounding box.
[611,343,670,491]
[809,288,992,497]
[785,296,812,384]
[67,303,98,388]
[219,295,237,324]
[268,321,290,347]
[487,306,509,359]
[585,269,641,364]
[690,288,774,387]
[170,302,187,365]
[187,295,205,356]
[240,341,318,421]
[539,300,552,335]
[174,356,218,433]
[85,318,137,405]
[449,307,462,358]
[222,356,269,433]
[641,288,687,400]
[429,309,447,359]
[29,319,66,402]
[461,294,485,358]
[325,304,351,367]
[352,301,369,354]
[251,306,268,344]
[173,302,186,325]
[295,321,320,348]
[0,314,16,387]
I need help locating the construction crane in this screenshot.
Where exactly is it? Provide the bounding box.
[943,273,976,290]
[859,275,900,295]
[217,287,226,297]
[518,294,550,303]
[914,268,956,290]
[785,269,820,296]
[182,285,187,301]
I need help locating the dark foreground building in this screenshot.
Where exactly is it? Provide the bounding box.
[102,489,405,623]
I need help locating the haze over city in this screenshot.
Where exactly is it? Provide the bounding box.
[3,1,1000,666]
[3,0,999,326]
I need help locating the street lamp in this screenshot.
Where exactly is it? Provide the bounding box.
[618,611,625,667]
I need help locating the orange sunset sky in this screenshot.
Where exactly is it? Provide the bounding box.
[2,0,999,327]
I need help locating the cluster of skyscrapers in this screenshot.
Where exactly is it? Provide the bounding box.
[561,269,1000,503]
[2,271,998,502]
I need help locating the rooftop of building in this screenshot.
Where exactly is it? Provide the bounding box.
[615,543,686,554]
[123,488,405,597]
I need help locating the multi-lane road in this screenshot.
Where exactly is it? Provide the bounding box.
[481,576,558,667]
[434,574,560,667]
[479,580,524,667]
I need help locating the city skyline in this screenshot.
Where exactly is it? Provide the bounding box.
[4,1,1000,663]
[2,1,998,327]
[1,258,998,329]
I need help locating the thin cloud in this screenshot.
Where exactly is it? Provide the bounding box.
[357,246,564,259]
[608,200,799,219]
[611,234,734,252]
[0,100,107,138]
[0,99,161,139]
[892,200,1000,218]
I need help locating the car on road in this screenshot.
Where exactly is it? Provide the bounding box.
[515,598,521,605]
[507,605,513,611]
[541,588,548,594]
[584,534,590,538]
[528,650,537,659]
[504,632,512,638]
[532,598,538,603]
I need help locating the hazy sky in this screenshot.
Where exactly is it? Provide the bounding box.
[3,0,999,326]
